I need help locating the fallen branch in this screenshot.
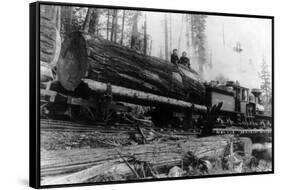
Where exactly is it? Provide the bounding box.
[117,151,141,179]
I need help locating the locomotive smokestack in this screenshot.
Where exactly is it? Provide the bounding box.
[251,89,262,104]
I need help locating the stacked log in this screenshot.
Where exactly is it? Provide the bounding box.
[83,79,207,110]
[41,135,236,185]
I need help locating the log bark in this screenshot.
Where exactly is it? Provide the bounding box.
[40,5,61,82]
[86,37,205,104]
[113,10,118,42]
[89,8,100,35]
[61,6,73,36]
[120,10,125,45]
[131,12,139,49]
[83,79,207,111]
[110,10,118,42]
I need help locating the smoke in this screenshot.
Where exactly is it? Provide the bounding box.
[214,73,229,84]
[204,16,272,88]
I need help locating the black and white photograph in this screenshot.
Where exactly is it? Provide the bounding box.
[31,1,273,188]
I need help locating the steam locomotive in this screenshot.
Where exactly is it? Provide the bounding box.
[204,81,271,130]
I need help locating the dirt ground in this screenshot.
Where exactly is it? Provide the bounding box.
[40,125,272,185]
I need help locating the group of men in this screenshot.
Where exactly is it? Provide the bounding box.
[170,49,191,68]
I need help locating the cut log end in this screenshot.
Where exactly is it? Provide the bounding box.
[57,31,88,91]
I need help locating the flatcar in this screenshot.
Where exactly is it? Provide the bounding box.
[40,77,271,137]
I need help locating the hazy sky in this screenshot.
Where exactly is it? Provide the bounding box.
[144,11,272,89]
[205,16,272,88]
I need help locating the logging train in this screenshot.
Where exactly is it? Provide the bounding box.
[40,31,272,136]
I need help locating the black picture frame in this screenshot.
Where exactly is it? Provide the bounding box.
[30,1,274,189]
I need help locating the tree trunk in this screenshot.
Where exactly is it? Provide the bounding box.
[164,14,169,61]
[110,10,116,41]
[120,10,126,45]
[131,12,139,49]
[169,15,172,52]
[159,47,163,59]
[89,9,100,35]
[186,14,193,58]
[106,10,110,40]
[143,14,147,55]
[56,6,61,32]
[149,39,152,55]
[189,15,207,75]
[61,6,73,36]
[83,8,93,33]
[177,15,184,52]
[113,10,118,42]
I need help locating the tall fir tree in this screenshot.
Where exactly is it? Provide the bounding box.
[164,14,169,61]
[259,57,272,103]
[186,15,207,75]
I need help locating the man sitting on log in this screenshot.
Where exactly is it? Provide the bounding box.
[179,51,191,68]
[170,49,179,66]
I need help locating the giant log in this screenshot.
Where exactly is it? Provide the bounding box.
[83,79,207,111]
[52,32,206,103]
[40,5,61,82]
[39,7,206,103]
[85,37,205,103]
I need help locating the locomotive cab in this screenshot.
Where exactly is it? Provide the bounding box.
[251,89,265,114]
[239,86,250,114]
[226,81,250,114]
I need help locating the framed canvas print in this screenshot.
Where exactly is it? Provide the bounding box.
[29,1,274,188]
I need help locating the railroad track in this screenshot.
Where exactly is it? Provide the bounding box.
[212,127,272,135]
